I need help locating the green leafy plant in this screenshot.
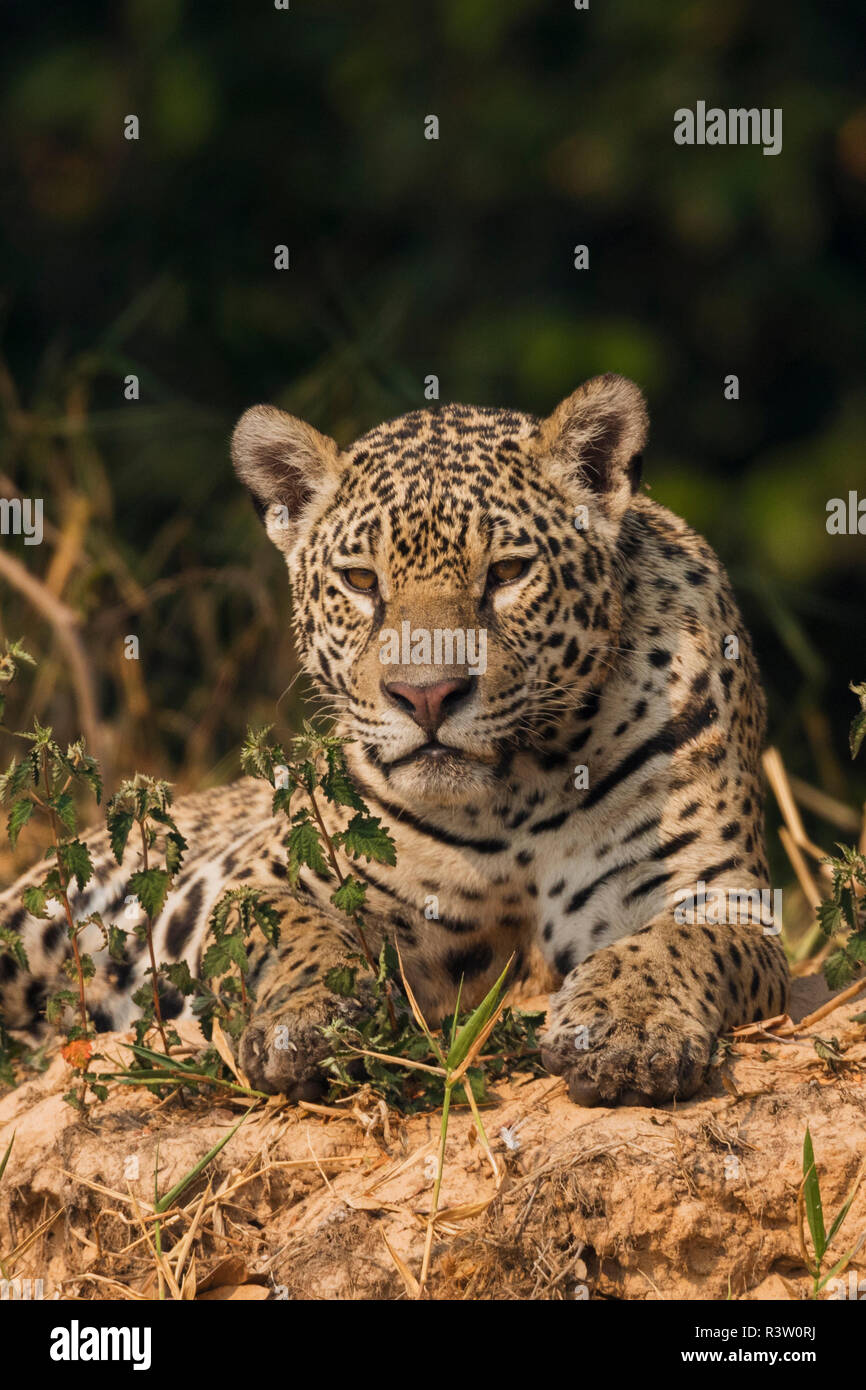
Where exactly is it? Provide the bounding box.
[233,722,399,1024]
[105,775,189,1051]
[150,1115,248,1300]
[233,723,543,1111]
[196,887,280,1040]
[0,703,106,1109]
[799,1125,866,1298]
[0,640,35,725]
[322,943,545,1112]
[817,685,866,990]
[100,1040,267,1099]
[1,667,542,1125]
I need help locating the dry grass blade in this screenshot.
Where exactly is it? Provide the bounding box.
[381,1229,420,1298]
[210,1017,251,1089]
[779,826,823,909]
[344,1044,445,1077]
[180,1252,198,1301]
[197,1283,270,1300]
[171,1178,213,1294]
[61,1273,149,1300]
[428,1196,499,1224]
[763,747,810,847]
[1,1205,65,1276]
[462,1076,499,1182]
[61,1169,155,1211]
[366,1139,438,1193]
[787,774,862,835]
[127,1184,181,1300]
[395,942,444,1061]
[776,977,866,1036]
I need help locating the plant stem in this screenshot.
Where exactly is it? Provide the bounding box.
[138,819,169,1053]
[306,782,398,1031]
[41,749,89,1041]
[419,1078,453,1293]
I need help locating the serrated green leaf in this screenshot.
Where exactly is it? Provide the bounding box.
[817,899,843,938]
[334,813,397,867]
[208,893,233,939]
[840,885,859,933]
[51,791,77,835]
[45,989,77,1024]
[850,710,866,760]
[201,932,247,980]
[378,939,399,985]
[849,683,866,759]
[107,924,128,962]
[322,749,365,810]
[0,757,34,804]
[272,786,295,816]
[7,797,33,848]
[286,812,331,884]
[331,874,367,916]
[128,867,171,919]
[824,950,855,990]
[0,925,29,970]
[107,809,134,864]
[164,829,187,876]
[161,959,195,995]
[252,898,281,946]
[21,883,50,919]
[58,840,94,892]
[240,725,285,783]
[324,964,358,997]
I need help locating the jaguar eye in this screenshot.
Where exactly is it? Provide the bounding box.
[342,567,378,593]
[489,556,531,586]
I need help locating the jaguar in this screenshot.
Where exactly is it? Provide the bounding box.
[0,373,789,1107]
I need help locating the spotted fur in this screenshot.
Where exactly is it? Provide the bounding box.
[0,375,789,1105]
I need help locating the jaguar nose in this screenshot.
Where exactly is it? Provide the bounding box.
[383,677,475,738]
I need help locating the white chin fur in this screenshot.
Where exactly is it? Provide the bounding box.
[387,755,497,806]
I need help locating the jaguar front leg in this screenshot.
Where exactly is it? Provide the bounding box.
[541,894,790,1106]
[230,890,376,1099]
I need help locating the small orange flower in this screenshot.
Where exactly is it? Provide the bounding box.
[62,1038,93,1070]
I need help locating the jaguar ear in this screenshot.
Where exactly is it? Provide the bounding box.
[231,405,342,552]
[535,374,648,516]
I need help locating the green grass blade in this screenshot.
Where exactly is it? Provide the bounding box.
[802,1127,827,1262]
[815,1232,866,1292]
[445,959,511,1071]
[123,1042,200,1072]
[449,977,464,1053]
[155,1114,247,1213]
[825,1161,866,1249]
[0,1132,14,1183]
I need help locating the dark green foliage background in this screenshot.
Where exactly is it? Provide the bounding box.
[1,1,864,853]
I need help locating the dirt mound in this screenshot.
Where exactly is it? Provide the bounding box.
[1,974,864,1301]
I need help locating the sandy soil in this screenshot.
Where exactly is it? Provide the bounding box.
[1,972,864,1301]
